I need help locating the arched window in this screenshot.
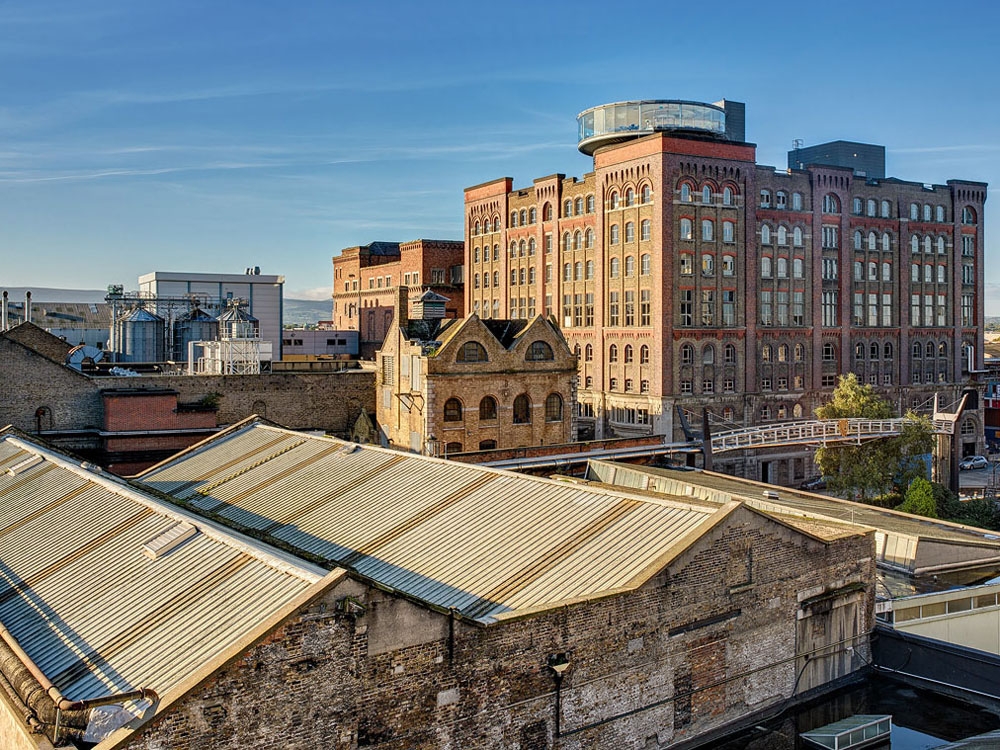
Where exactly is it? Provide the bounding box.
[564,199,573,217]
[680,218,693,240]
[641,254,651,275]
[793,226,802,247]
[882,262,891,282]
[868,232,877,251]
[793,258,803,278]
[526,340,554,361]
[545,393,563,422]
[473,273,480,289]
[529,207,537,223]
[573,230,582,250]
[575,197,584,215]
[962,206,977,224]
[777,226,787,245]
[723,186,733,205]
[528,238,536,255]
[473,221,480,236]
[703,345,715,365]
[725,344,736,364]
[870,343,879,359]
[776,191,787,208]
[762,344,772,362]
[493,270,499,286]
[926,342,935,358]
[761,256,772,277]
[884,343,893,359]
[794,344,804,362]
[610,224,620,244]
[493,218,500,232]
[444,398,463,422]
[911,236,919,253]
[624,345,634,363]
[852,197,863,215]
[609,344,619,363]
[479,396,498,420]
[853,230,863,250]
[543,203,553,221]
[882,233,891,252]
[585,344,593,361]
[776,258,788,278]
[855,343,864,360]
[778,344,789,362]
[680,343,694,364]
[881,200,891,218]
[510,211,518,226]
[912,342,922,358]
[640,345,650,364]
[586,195,594,213]
[823,194,840,214]
[867,199,876,217]
[585,228,594,248]
[458,341,488,362]
[702,220,714,241]
[574,261,582,280]
[680,183,691,202]
[625,188,635,206]
[513,394,531,424]
[625,255,635,277]
[923,204,932,222]
[586,260,594,279]
[937,265,945,284]
[625,222,635,243]
[641,184,652,203]
[761,224,771,245]
[702,186,712,204]
[924,236,932,254]
[939,342,948,358]
[937,237,946,254]
[793,403,803,419]
[609,191,620,209]
[792,192,803,210]
[445,442,463,454]
[610,257,620,278]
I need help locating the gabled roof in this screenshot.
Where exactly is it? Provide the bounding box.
[0,428,324,719]
[135,420,735,624]
[1,321,75,364]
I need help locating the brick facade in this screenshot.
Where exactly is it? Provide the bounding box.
[333,240,465,359]
[464,105,987,482]
[110,505,874,750]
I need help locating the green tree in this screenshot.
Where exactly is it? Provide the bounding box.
[814,374,934,504]
[896,477,938,518]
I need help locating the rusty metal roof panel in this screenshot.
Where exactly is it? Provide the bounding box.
[0,432,323,707]
[138,423,727,623]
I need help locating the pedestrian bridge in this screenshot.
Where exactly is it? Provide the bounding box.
[709,417,954,454]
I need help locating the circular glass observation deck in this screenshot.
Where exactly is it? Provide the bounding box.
[577,100,726,155]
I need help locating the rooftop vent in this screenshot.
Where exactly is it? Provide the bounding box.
[7,455,43,476]
[142,522,197,560]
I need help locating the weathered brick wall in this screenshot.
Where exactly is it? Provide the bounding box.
[99,370,375,435]
[117,507,873,750]
[0,338,103,431]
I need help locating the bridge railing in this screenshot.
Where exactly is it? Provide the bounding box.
[710,418,947,454]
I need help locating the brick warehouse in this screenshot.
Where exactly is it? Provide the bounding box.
[333,239,466,359]
[464,99,987,483]
[0,423,875,749]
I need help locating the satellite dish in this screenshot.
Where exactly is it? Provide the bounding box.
[66,344,105,370]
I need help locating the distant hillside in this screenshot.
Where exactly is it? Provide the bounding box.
[0,287,332,326]
[283,298,332,326]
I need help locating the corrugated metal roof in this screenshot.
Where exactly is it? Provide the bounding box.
[137,422,730,623]
[0,433,323,707]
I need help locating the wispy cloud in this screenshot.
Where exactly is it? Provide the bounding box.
[891,144,1000,154]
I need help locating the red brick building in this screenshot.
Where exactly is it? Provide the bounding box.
[332,239,465,358]
[465,99,987,483]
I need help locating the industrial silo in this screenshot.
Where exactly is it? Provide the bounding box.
[115,306,166,362]
[218,305,259,340]
[173,307,219,361]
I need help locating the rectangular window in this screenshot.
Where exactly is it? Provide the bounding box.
[822,257,838,280]
[792,291,804,326]
[585,293,594,326]
[701,290,715,326]
[573,294,583,327]
[723,290,736,326]
[868,293,878,327]
[545,294,552,318]
[610,291,620,326]
[822,374,837,387]
[545,234,553,254]
[822,225,839,249]
[777,291,789,326]
[563,294,572,328]
[853,293,864,326]
[680,290,693,326]
[822,291,838,327]
[761,378,772,391]
[963,293,974,326]
[640,290,651,326]
[760,291,773,326]
[722,255,735,276]
[882,293,892,327]
[937,294,946,326]
[963,235,975,256]
[911,293,921,325]
[924,294,933,327]
[625,290,635,326]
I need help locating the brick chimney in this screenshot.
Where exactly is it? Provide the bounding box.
[395,285,409,330]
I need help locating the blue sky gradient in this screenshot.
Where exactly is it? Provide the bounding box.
[1,0,997,308]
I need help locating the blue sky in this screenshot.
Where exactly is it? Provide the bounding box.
[1,0,998,309]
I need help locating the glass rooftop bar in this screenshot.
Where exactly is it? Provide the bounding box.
[577,100,726,156]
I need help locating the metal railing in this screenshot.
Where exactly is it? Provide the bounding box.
[710,418,952,454]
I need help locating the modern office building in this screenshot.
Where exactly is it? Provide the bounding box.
[788,140,887,179]
[464,99,986,482]
[332,239,465,358]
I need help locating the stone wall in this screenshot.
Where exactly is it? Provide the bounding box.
[115,506,873,750]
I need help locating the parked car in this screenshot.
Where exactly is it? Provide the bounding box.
[800,477,827,491]
[959,455,989,470]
